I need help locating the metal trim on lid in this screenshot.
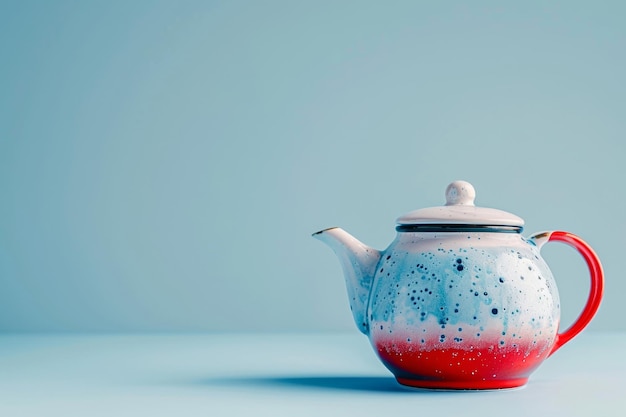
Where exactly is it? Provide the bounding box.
[395,224,523,233]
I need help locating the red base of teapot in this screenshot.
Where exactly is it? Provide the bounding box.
[396,376,528,390]
[375,337,551,390]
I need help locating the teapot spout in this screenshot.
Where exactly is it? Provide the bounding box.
[312,227,381,335]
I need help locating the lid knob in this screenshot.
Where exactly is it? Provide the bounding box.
[445,181,476,206]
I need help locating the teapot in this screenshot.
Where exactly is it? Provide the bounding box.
[313,180,603,390]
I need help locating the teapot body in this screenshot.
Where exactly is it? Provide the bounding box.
[313,181,604,390]
[368,231,559,389]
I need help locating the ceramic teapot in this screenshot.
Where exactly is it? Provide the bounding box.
[313,181,603,390]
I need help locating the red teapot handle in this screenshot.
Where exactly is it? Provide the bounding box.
[529,231,604,356]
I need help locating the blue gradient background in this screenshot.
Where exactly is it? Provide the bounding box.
[0,0,623,332]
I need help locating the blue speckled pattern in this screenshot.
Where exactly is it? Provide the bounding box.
[368,232,559,352]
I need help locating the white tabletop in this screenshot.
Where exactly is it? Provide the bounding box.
[0,331,623,416]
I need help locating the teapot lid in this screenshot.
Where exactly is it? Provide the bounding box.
[396,181,524,232]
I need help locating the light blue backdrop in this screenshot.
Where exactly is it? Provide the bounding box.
[0,0,623,332]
